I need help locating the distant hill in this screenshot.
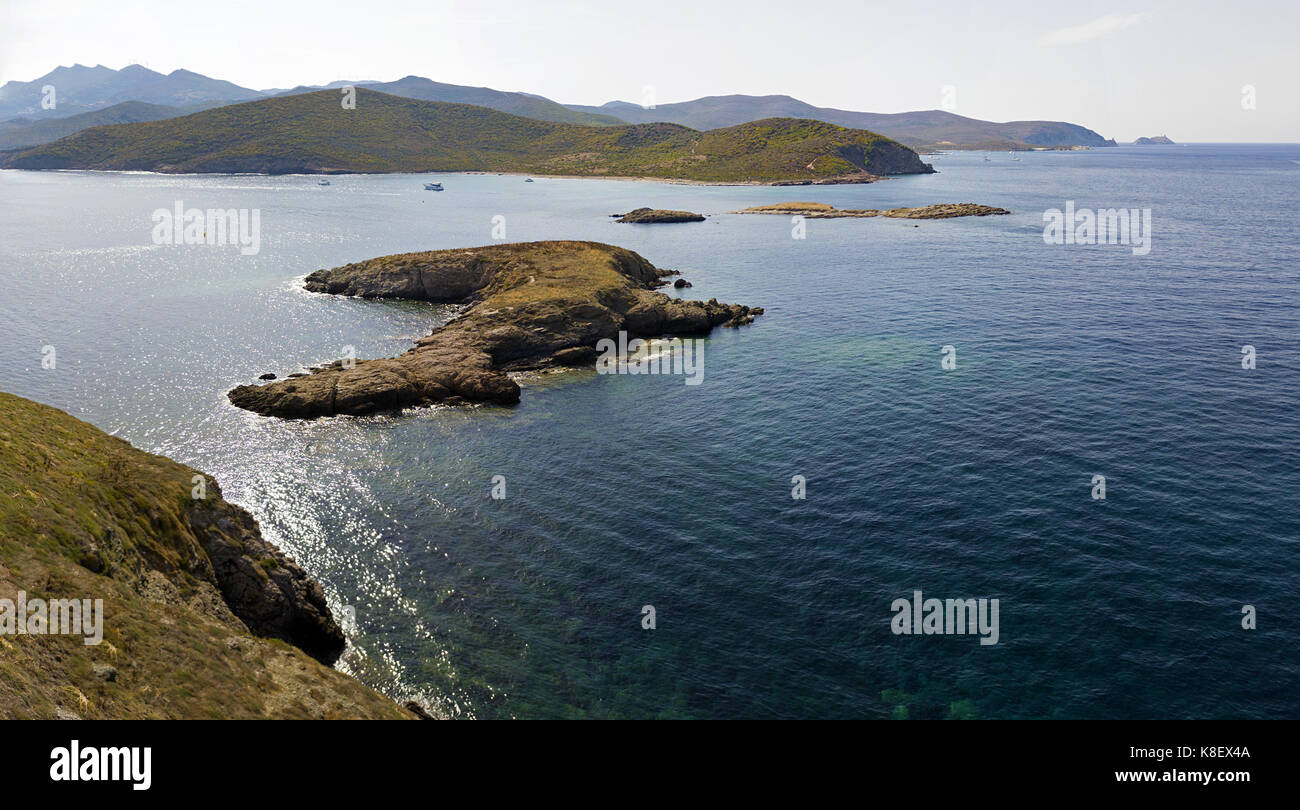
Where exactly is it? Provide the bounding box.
[261,79,377,95]
[0,64,263,121]
[564,94,1116,151]
[273,75,624,126]
[2,88,934,182]
[1133,135,1175,145]
[0,100,209,150]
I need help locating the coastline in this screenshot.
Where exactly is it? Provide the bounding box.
[0,166,915,187]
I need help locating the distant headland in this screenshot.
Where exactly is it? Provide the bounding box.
[1,88,935,185]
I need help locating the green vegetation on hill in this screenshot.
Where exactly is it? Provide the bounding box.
[333,76,626,126]
[3,88,934,182]
[0,391,410,719]
[0,100,189,150]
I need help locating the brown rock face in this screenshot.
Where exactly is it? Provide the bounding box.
[228,241,761,419]
[186,495,344,664]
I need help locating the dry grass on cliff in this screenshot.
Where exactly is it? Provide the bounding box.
[0,392,409,719]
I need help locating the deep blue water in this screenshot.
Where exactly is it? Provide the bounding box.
[2,144,1298,718]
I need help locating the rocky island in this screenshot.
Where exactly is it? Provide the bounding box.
[734,202,1011,219]
[228,241,762,419]
[1133,135,1175,145]
[615,208,706,223]
[0,391,414,719]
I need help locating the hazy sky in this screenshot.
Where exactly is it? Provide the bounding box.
[1,0,1296,141]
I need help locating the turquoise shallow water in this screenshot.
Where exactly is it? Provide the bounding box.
[2,145,1298,718]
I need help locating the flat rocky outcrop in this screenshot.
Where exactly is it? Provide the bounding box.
[734,202,1011,219]
[228,241,762,419]
[615,208,706,223]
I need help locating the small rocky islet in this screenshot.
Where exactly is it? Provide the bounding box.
[614,208,706,223]
[229,241,762,419]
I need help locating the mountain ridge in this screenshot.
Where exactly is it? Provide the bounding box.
[0,64,1115,151]
[563,93,1116,150]
[0,63,262,121]
[272,75,625,127]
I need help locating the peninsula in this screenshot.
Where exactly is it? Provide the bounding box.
[228,241,762,419]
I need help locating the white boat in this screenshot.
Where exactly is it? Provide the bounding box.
[319,180,331,186]
[524,178,534,183]
[1009,152,1020,161]
[423,182,443,191]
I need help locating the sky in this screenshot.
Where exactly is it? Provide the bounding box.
[1,0,1296,142]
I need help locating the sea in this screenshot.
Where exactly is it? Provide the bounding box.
[2,143,1297,718]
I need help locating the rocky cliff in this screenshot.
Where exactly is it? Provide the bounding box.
[0,391,413,719]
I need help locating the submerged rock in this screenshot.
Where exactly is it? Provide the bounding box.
[229,241,761,419]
